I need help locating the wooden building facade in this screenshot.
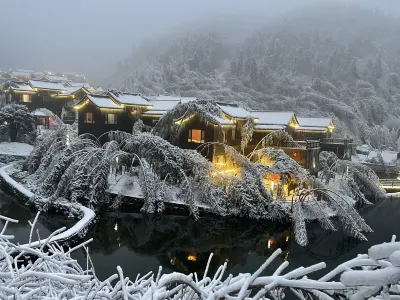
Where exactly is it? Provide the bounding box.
[74,93,152,142]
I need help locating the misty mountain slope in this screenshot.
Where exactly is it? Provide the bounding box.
[113,4,400,148]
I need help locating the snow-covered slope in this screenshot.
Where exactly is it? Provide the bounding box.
[112,4,400,148]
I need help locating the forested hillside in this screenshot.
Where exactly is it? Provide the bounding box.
[113,3,400,148]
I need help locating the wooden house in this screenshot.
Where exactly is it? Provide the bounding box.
[250,111,299,140]
[43,74,70,83]
[4,82,37,107]
[172,103,320,176]
[140,96,197,126]
[28,80,68,116]
[294,117,334,140]
[10,70,32,82]
[294,117,352,159]
[74,92,151,140]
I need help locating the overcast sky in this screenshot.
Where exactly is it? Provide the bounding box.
[0,0,398,83]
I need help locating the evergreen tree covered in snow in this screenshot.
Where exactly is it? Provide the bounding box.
[0,104,36,144]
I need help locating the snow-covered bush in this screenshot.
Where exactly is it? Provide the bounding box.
[0,104,36,144]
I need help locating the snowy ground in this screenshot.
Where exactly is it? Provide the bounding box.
[353,145,398,165]
[0,142,33,157]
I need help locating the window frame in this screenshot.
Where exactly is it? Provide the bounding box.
[105,113,118,125]
[85,112,94,124]
[188,129,205,143]
[21,94,31,103]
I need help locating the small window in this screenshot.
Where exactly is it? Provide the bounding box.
[85,112,94,124]
[105,113,117,124]
[188,129,204,143]
[22,94,31,103]
[231,128,236,140]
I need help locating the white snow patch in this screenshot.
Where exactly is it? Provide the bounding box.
[352,148,398,164]
[341,268,400,286]
[0,164,34,197]
[0,142,33,157]
[24,204,95,248]
[369,242,400,260]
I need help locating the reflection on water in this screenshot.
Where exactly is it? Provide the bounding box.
[2,188,400,281]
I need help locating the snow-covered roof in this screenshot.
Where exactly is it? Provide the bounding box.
[84,94,122,109]
[11,71,31,77]
[142,100,180,115]
[31,108,53,117]
[149,95,182,101]
[29,80,66,91]
[149,95,197,103]
[297,117,333,128]
[45,75,69,82]
[58,86,83,96]
[211,115,235,125]
[217,103,253,119]
[251,111,296,126]
[297,126,328,131]
[109,92,150,107]
[254,125,286,130]
[67,82,91,88]
[10,83,35,92]
[31,72,44,79]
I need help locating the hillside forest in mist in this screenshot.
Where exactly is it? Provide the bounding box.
[113,3,400,150]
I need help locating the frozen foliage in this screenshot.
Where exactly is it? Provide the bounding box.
[319,151,386,202]
[14,128,378,245]
[1,212,400,299]
[152,99,226,142]
[0,104,36,144]
[113,4,400,149]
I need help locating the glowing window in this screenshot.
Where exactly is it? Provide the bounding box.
[22,94,31,103]
[105,113,117,124]
[188,129,204,143]
[85,112,93,123]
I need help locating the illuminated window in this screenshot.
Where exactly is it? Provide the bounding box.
[105,113,117,124]
[85,112,93,123]
[21,94,31,103]
[188,129,204,143]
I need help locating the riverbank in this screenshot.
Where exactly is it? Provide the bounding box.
[0,163,95,246]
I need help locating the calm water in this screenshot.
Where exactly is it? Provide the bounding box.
[1,188,399,281]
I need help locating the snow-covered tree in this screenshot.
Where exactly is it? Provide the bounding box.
[0,104,36,144]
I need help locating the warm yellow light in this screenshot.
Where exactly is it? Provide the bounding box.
[170,258,176,265]
[286,235,289,242]
[175,115,194,125]
[187,254,197,262]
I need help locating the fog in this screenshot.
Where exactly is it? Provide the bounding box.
[0,0,399,83]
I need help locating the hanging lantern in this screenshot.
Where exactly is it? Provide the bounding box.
[273,174,280,181]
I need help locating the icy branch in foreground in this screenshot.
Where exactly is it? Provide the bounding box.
[1,214,400,299]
